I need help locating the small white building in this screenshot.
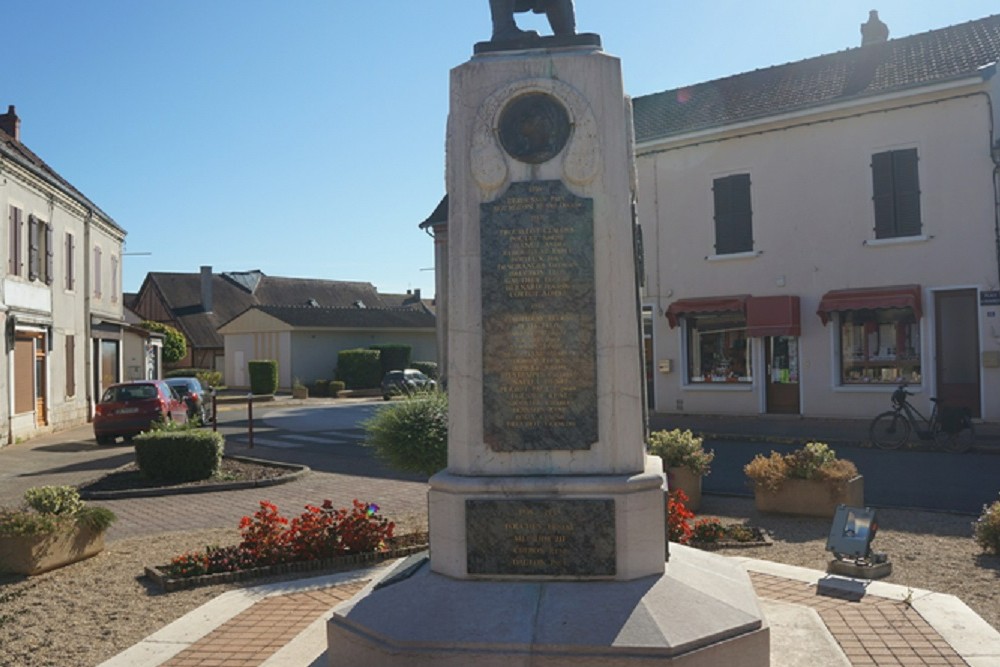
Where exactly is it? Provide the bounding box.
[634,13,1000,421]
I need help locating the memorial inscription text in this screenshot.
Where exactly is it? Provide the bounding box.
[481,180,597,451]
[466,499,616,577]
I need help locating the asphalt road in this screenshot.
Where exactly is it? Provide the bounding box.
[226,401,999,515]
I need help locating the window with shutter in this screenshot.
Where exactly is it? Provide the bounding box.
[872,148,921,239]
[713,173,753,254]
[94,245,102,298]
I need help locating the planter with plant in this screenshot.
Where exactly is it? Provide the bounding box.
[0,486,116,575]
[292,378,309,399]
[744,441,863,517]
[648,429,714,511]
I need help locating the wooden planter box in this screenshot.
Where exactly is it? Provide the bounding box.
[0,524,106,575]
[667,466,703,511]
[753,476,864,518]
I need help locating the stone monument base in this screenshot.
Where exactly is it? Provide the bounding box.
[326,544,769,667]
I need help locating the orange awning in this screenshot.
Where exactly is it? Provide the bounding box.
[746,295,801,337]
[665,295,749,328]
[816,284,922,325]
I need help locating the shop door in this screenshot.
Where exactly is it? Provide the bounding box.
[765,336,800,414]
[935,290,980,417]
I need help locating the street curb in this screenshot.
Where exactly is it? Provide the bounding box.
[78,456,309,500]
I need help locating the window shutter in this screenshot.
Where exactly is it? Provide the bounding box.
[893,148,921,236]
[66,232,75,290]
[713,174,753,254]
[8,206,22,275]
[65,335,75,397]
[44,223,53,285]
[28,215,39,281]
[871,151,894,238]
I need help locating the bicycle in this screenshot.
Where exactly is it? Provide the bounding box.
[868,381,975,452]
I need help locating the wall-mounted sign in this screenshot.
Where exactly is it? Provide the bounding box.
[980,290,1000,306]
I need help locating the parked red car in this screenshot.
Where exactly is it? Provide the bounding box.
[93,380,188,445]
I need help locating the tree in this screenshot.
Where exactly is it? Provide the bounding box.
[140,321,187,364]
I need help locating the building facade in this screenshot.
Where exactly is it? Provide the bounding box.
[634,14,1000,421]
[1,106,127,446]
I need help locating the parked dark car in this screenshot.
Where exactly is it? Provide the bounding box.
[381,369,436,400]
[165,377,210,424]
[93,380,188,445]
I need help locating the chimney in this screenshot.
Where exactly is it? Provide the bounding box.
[0,105,20,141]
[200,266,213,313]
[861,10,889,46]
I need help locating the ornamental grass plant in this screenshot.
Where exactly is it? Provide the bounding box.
[973,495,1000,555]
[744,441,858,495]
[363,391,447,477]
[647,428,714,476]
[0,486,116,537]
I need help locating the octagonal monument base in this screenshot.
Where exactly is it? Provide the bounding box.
[327,544,769,667]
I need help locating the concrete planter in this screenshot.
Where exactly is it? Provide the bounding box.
[667,466,704,511]
[292,386,309,399]
[0,523,106,575]
[753,475,864,518]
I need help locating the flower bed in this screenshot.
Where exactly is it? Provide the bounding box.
[144,498,421,592]
[145,533,428,592]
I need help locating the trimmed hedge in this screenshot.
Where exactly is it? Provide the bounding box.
[363,391,447,477]
[134,430,224,481]
[410,361,438,380]
[248,360,278,395]
[370,344,411,376]
[166,368,223,389]
[336,349,381,389]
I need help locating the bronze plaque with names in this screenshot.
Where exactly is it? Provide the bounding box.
[480,180,597,451]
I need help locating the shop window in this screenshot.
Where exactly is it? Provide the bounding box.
[839,309,920,384]
[686,313,752,383]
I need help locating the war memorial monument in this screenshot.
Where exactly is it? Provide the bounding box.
[327,3,770,664]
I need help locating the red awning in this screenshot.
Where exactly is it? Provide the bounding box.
[665,295,749,328]
[816,284,922,325]
[746,295,801,337]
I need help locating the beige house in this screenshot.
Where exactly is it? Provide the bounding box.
[218,304,437,391]
[634,13,1000,421]
[1,106,129,446]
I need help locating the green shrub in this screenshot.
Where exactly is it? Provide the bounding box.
[370,344,412,376]
[336,349,382,389]
[248,360,278,395]
[329,380,345,396]
[785,441,837,479]
[134,430,224,481]
[411,361,438,380]
[363,391,447,477]
[311,379,330,397]
[139,321,187,363]
[24,486,84,516]
[166,368,222,389]
[648,429,714,476]
[974,496,1000,555]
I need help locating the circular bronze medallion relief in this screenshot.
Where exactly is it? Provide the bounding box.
[498,92,571,164]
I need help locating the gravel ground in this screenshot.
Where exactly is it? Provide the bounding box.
[1,497,997,667]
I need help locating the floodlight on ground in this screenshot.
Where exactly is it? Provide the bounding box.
[826,504,892,579]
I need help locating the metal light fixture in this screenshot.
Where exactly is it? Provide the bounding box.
[825,504,892,579]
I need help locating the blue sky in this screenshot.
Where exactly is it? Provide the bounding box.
[4,1,997,298]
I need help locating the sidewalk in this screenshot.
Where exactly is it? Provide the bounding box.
[100,551,1000,667]
[649,412,1000,449]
